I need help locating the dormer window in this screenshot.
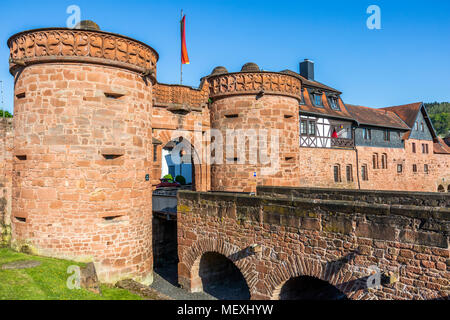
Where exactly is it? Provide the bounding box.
[310,90,323,107]
[415,121,419,130]
[314,94,322,106]
[421,122,424,132]
[328,96,340,111]
[299,90,305,105]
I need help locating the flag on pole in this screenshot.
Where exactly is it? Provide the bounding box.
[181,15,190,65]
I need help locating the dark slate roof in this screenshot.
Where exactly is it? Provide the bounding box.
[280,70,341,93]
[346,104,410,130]
[380,102,423,128]
[300,96,354,121]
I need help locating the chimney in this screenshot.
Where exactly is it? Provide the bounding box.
[300,59,314,81]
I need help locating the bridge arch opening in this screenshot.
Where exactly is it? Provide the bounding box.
[274,276,348,300]
[193,252,251,300]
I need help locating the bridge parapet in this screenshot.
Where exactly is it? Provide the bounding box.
[177,190,449,300]
[257,186,450,207]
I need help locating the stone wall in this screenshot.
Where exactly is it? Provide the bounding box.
[177,191,449,300]
[0,118,13,247]
[298,147,358,189]
[257,186,450,207]
[356,140,449,193]
[296,141,449,193]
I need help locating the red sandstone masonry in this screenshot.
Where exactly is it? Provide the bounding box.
[356,141,450,192]
[8,27,158,284]
[0,118,13,247]
[151,83,211,190]
[11,64,154,284]
[211,95,301,192]
[297,141,449,192]
[177,191,449,300]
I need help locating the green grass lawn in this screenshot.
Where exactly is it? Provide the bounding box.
[0,248,142,300]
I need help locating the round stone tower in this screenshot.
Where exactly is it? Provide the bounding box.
[208,63,302,192]
[8,23,157,284]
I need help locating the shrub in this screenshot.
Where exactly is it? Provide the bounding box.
[163,174,174,182]
[175,175,186,185]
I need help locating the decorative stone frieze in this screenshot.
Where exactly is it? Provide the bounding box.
[8,28,158,81]
[208,72,302,101]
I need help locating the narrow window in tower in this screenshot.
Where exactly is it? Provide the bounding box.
[104,92,125,99]
[346,165,353,182]
[397,164,403,173]
[16,92,26,99]
[424,164,429,174]
[153,145,158,162]
[413,164,417,173]
[412,143,416,153]
[103,154,123,160]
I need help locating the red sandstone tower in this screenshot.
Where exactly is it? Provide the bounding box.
[208,63,302,192]
[8,21,157,284]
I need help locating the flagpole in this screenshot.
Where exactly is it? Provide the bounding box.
[180,9,183,85]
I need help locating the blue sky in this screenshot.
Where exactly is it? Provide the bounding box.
[0,0,449,114]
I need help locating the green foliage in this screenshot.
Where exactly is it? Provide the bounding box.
[0,110,12,118]
[424,102,450,137]
[0,248,142,300]
[163,174,174,182]
[175,175,186,185]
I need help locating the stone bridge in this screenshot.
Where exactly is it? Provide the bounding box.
[176,187,449,300]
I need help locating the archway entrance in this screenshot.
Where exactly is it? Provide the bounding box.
[278,276,348,300]
[197,252,250,300]
[438,185,445,192]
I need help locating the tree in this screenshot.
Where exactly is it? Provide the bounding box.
[424,102,449,137]
[0,110,12,118]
